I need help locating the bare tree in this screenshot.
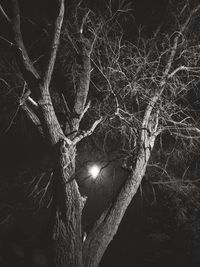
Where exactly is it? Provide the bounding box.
[1,1,200,267]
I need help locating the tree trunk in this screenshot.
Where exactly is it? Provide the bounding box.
[51,141,84,267]
[52,185,83,267]
[36,91,84,267]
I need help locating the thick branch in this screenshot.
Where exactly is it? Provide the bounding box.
[72,22,98,131]
[11,0,65,145]
[35,0,65,145]
[11,0,40,86]
[42,0,64,89]
[72,53,92,130]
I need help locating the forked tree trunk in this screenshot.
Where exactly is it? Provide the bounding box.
[8,1,161,266]
[51,145,153,267]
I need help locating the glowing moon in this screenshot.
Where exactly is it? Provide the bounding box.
[89,165,100,179]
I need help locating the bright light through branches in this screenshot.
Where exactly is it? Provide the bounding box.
[89,165,100,179]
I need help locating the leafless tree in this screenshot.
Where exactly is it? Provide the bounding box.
[1,1,200,267]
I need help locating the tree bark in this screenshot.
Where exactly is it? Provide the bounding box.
[51,141,84,267]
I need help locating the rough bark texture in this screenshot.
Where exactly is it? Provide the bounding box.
[52,141,84,267]
[72,49,91,133]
